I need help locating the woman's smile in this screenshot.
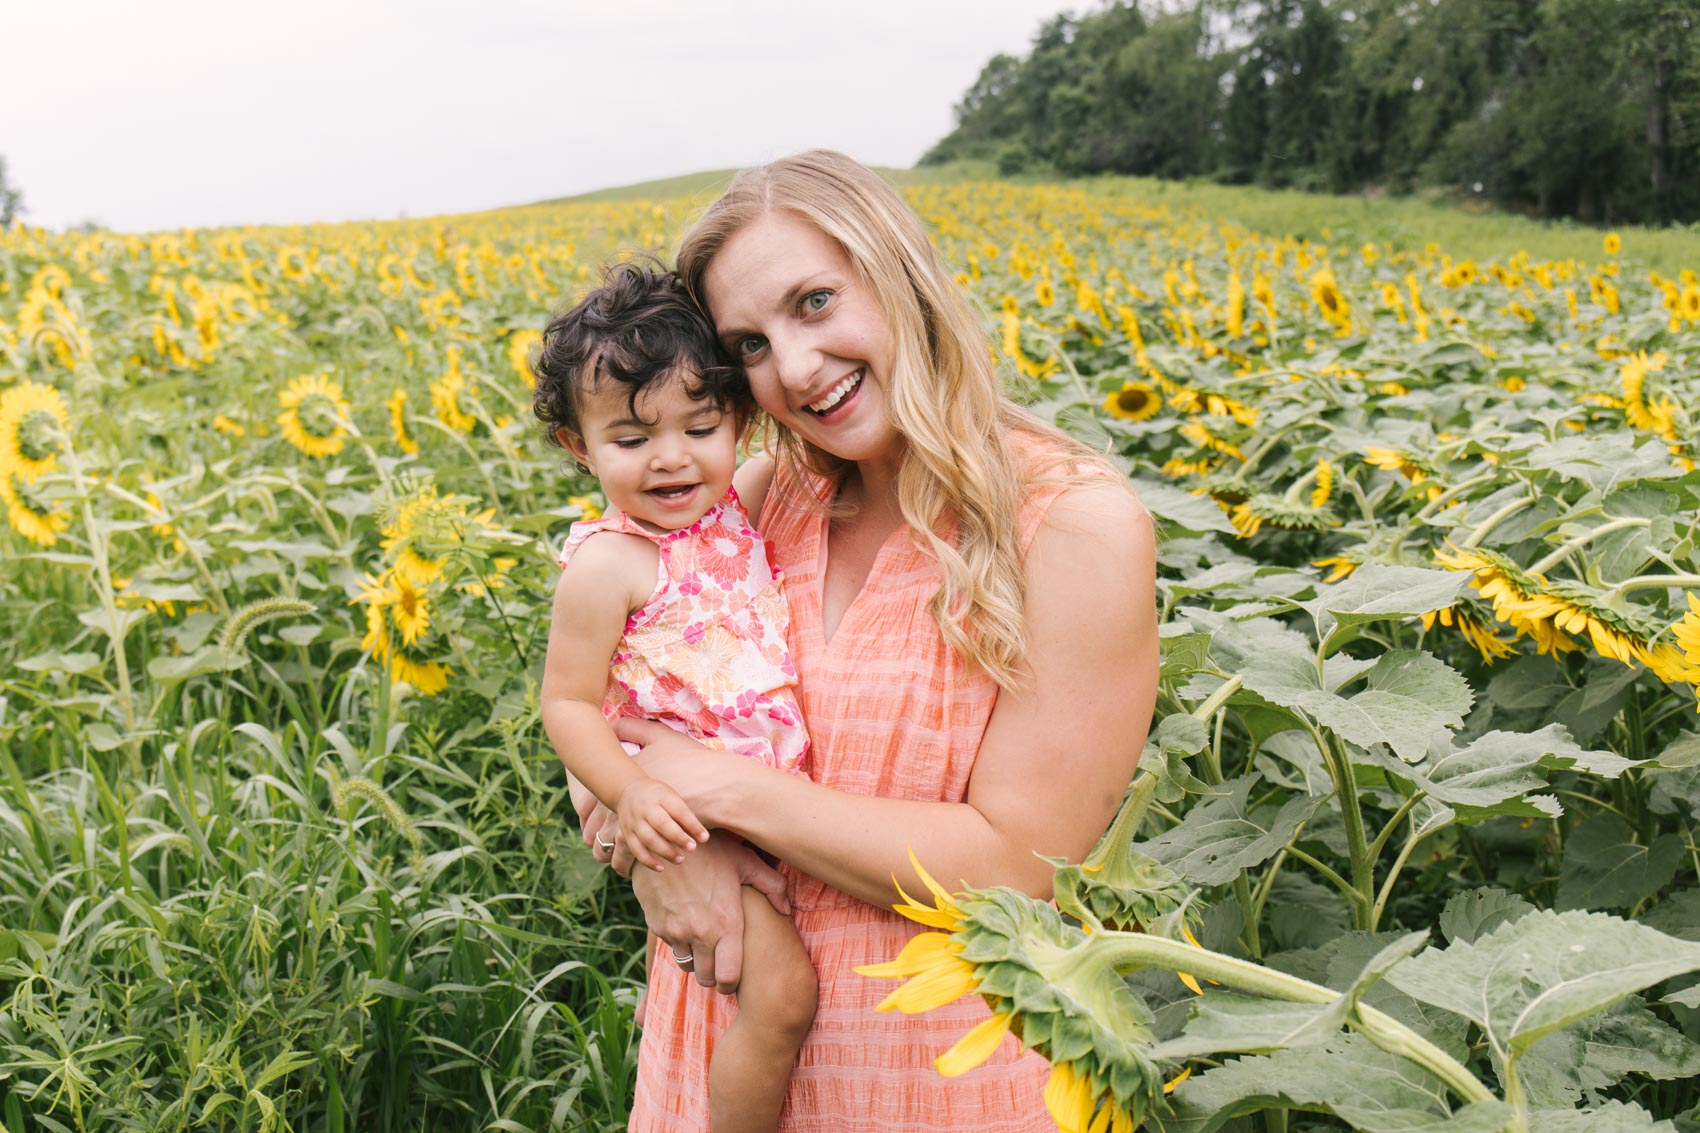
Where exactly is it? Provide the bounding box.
[703,210,900,468]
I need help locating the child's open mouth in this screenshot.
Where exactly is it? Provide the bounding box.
[647,483,699,501]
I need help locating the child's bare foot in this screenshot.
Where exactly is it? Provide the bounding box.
[634,985,649,1028]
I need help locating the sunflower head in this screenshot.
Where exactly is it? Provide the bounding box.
[1,468,71,546]
[276,373,350,458]
[1103,382,1161,422]
[1231,494,1338,538]
[962,889,1166,1125]
[0,381,71,480]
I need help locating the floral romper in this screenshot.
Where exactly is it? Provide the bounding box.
[556,485,808,775]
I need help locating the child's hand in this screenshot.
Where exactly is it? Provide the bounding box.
[616,777,710,870]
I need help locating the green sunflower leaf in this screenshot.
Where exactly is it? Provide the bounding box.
[1141,776,1325,886]
[1152,1034,1515,1133]
[1384,909,1700,1077]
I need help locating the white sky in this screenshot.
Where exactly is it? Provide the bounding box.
[4,0,1075,233]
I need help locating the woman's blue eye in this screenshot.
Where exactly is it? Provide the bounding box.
[802,290,831,313]
[736,335,766,358]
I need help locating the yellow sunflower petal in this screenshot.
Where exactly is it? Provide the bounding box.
[934,1010,1013,1078]
[872,954,978,1014]
[853,931,960,979]
[1164,1066,1194,1094]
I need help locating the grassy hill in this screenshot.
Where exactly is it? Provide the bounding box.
[526,160,1699,278]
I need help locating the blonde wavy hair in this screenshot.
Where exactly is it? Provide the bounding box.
[676,150,1116,691]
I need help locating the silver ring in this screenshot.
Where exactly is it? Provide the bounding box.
[672,949,695,970]
[595,833,615,852]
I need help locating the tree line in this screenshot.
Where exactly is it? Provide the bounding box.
[923,0,1700,226]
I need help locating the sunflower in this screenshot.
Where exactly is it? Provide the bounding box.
[0,381,71,480]
[1178,420,1244,461]
[212,414,247,437]
[1312,555,1359,583]
[359,570,432,647]
[1308,268,1351,332]
[1589,275,1620,314]
[386,388,419,455]
[0,469,71,546]
[1603,232,1622,256]
[1619,351,1667,432]
[1102,382,1160,422]
[1035,278,1056,307]
[1671,593,1700,673]
[1310,459,1334,509]
[1681,287,1700,323]
[430,350,479,434]
[569,493,603,521]
[1229,495,1338,539]
[856,852,1170,1132]
[507,328,542,387]
[1422,605,1517,663]
[276,373,350,459]
[358,586,450,695]
[276,245,313,284]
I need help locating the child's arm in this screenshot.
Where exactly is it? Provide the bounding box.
[541,531,710,869]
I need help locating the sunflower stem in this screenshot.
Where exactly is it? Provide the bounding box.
[1084,931,1497,1105]
[1459,495,1535,550]
[1412,472,1495,521]
[60,430,143,776]
[1528,517,1652,576]
[1605,572,1700,600]
[1190,674,1243,724]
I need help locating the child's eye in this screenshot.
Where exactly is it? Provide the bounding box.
[801,290,832,313]
[613,438,645,449]
[687,425,721,438]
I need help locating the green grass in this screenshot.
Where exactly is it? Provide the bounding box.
[1085,174,1700,277]
[530,160,1002,208]
[532,160,1700,277]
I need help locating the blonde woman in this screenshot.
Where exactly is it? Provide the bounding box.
[574,150,1158,1131]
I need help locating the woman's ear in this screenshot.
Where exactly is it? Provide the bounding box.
[558,427,593,475]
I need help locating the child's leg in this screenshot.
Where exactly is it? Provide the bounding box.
[638,929,657,1028]
[708,887,817,1133]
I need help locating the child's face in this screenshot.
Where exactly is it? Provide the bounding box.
[560,369,738,532]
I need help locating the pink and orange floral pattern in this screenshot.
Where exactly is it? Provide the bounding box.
[557,487,807,773]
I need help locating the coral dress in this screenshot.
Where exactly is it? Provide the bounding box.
[629,446,1080,1132]
[557,487,807,773]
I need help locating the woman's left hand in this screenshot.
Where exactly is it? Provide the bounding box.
[612,718,749,827]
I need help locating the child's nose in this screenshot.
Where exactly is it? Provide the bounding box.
[650,437,688,469]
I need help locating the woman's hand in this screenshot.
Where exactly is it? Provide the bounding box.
[612,717,751,826]
[631,836,790,994]
[568,771,624,865]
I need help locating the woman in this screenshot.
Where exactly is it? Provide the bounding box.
[575,150,1157,1130]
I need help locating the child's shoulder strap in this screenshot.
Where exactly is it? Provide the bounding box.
[556,511,659,570]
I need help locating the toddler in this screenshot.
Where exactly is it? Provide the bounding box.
[534,262,815,1133]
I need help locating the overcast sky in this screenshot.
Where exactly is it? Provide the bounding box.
[4,0,1076,233]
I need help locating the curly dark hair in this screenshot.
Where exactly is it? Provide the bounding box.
[530,260,749,449]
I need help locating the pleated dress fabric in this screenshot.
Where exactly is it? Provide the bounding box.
[628,443,1078,1132]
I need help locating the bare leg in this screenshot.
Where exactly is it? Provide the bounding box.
[637,930,656,1028]
[709,887,817,1133]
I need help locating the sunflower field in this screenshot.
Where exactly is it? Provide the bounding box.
[2,174,1699,1132]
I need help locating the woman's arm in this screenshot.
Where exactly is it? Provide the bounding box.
[621,481,1159,908]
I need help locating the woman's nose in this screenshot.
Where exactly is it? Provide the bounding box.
[769,329,818,392]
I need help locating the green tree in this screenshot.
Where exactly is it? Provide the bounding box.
[0,156,23,227]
